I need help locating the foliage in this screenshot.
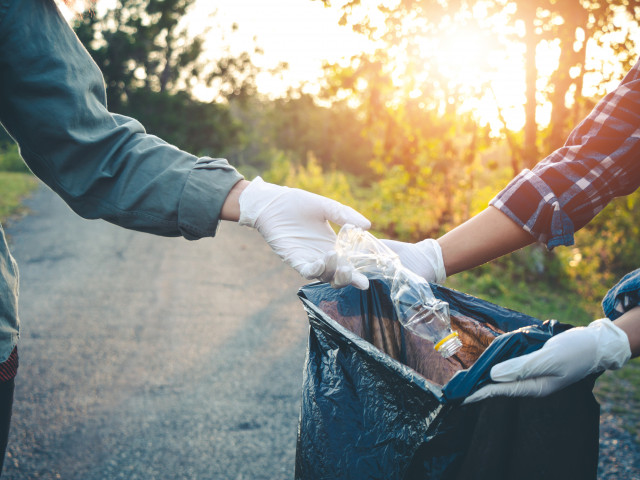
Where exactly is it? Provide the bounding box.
[0,172,38,221]
[265,143,512,242]
[447,262,597,326]
[74,0,263,160]
[291,0,640,317]
[0,130,37,221]
[266,152,359,206]
[559,191,640,305]
[75,0,200,109]
[74,0,262,107]
[224,91,375,179]
[0,143,30,174]
[313,45,511,240]
[317,0,639,171]
[122,89,243,157]
[267,94,373,178]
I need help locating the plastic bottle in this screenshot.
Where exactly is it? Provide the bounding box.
[335,224,462,358]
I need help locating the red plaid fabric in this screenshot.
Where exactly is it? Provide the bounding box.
[0,348,17,383]
[490,58,640,248]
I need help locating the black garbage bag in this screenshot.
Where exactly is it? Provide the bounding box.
[295,280,600,480]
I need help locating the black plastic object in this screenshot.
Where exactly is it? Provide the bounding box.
[442,319,570,402]
[296,280,600,480]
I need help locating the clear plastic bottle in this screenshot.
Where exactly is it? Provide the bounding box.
[335,224,462,358]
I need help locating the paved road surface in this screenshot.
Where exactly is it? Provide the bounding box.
[2,184,309,480]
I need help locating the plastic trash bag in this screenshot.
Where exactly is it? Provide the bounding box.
[295,280,600,480]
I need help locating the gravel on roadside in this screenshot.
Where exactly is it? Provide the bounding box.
[599,410,640,479]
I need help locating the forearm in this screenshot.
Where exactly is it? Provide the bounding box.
[437,206,535,276]
[220,179,249,221]
[613,306,640,358]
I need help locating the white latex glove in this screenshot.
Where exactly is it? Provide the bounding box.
[463,318,631,404]
[380,238,446,284]
[239,177,371,289]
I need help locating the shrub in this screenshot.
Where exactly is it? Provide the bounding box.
[0,143,29,173]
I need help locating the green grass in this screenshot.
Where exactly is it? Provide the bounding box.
[0,144,30,174]
[0,171,38,221]
[447,268,598,326]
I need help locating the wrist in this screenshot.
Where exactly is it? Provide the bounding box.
[416,238,446,284]
[237,177,288,227]
[220,179,250,222]
[612,306,640,358]
[590,318,632,370]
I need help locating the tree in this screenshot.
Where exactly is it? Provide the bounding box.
[74,0,265,157]
[75,0,200,110]
[75,0,262,110]
[317,0,639,172]
[492,1,638,164]
[537,1,639,153]
[318,46,494,238]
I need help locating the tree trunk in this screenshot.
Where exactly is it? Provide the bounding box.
[522,3,538,169]
[548,5,589,153]
[159,39,173,93]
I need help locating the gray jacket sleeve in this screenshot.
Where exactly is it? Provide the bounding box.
[0,0,244,240]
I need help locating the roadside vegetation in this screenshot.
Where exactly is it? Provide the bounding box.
[0,142,37,222]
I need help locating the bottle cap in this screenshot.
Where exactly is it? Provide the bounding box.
[434,331,462,358]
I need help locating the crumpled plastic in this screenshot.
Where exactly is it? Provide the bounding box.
[295,280,600,480]
[333,224,462,357]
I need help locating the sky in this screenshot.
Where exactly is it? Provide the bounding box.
[185,0,373,100]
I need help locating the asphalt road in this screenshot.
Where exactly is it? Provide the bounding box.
[2,184,310,480]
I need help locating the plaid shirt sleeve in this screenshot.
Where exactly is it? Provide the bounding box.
[490,58,640,248]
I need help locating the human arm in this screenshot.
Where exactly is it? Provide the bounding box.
[220,180,250,221]
[222,177,372,287]
[381,206,534,283]
[382,58,640,400]
[384,206,638,402]
[613,307,640,357]
[462,308,636,404]
[461,266,640,402]
[0,0,370,287]
[385,57,640,281]
[437,206,535,275]
[447,208,640,402]
[0,0,244,239]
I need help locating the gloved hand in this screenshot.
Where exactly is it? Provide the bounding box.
[380,238,446,284]
[239,177,371,289]
[463,318,631,404]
